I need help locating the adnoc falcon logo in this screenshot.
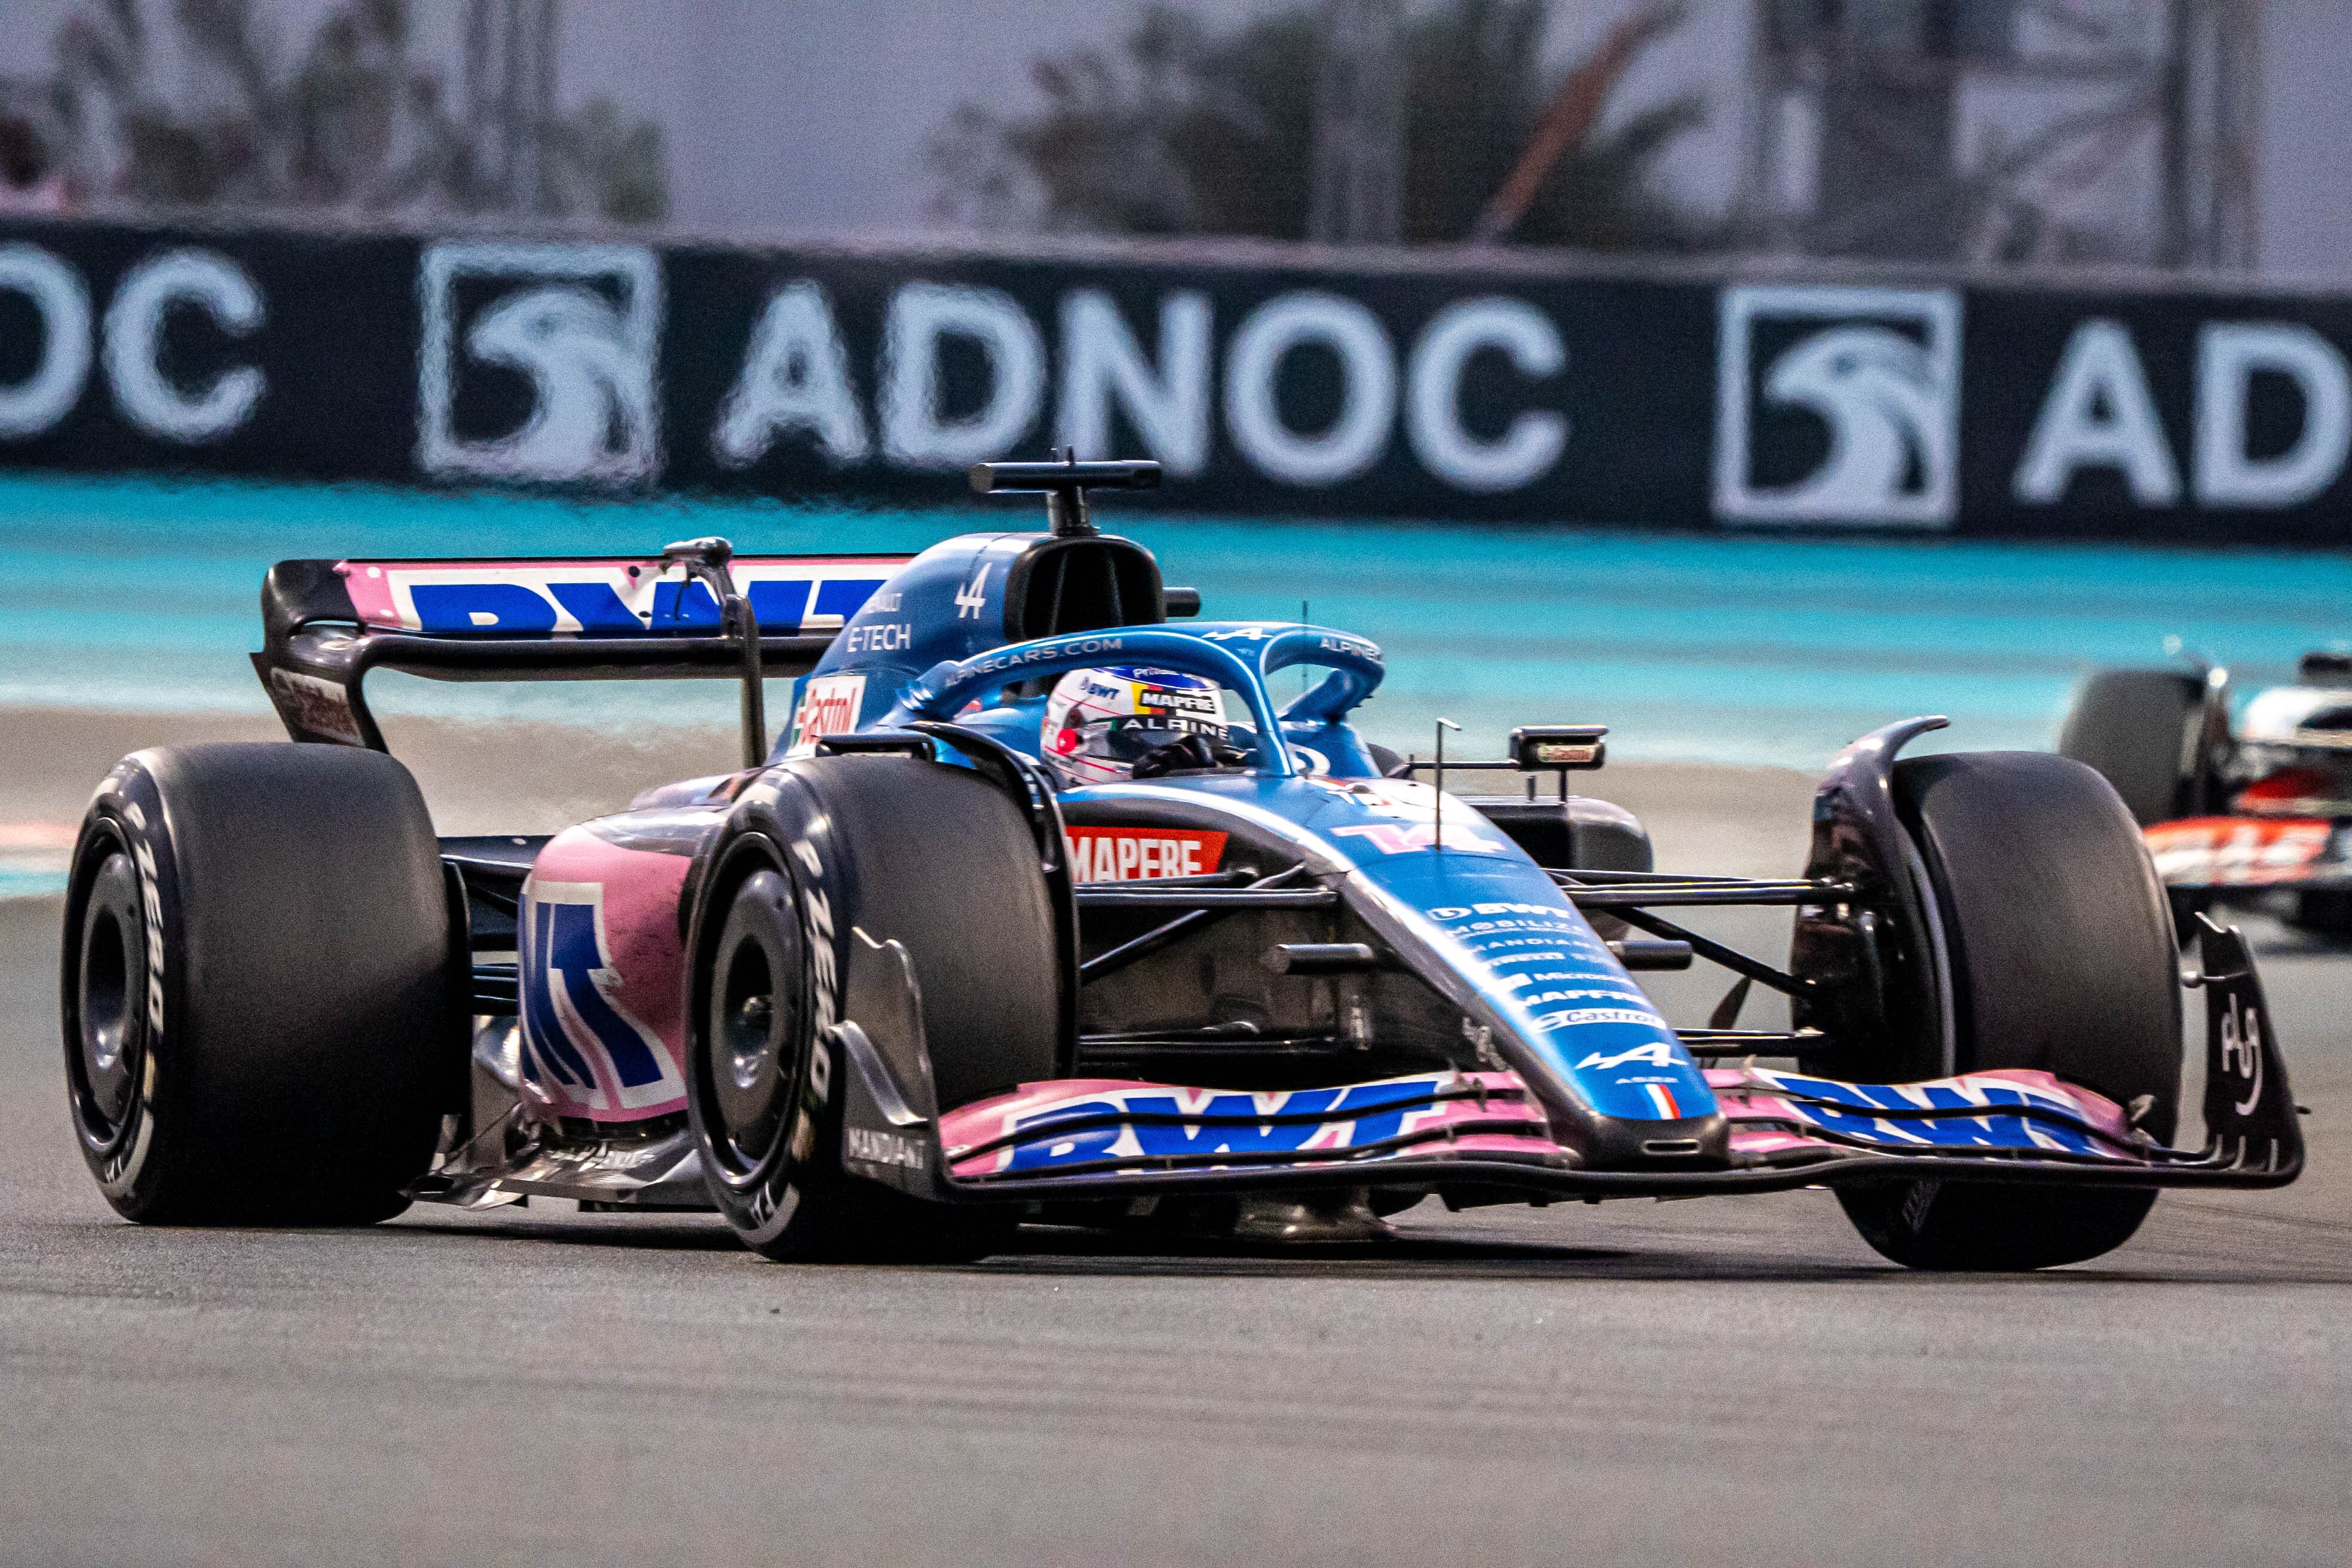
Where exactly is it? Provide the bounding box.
[1714,285,1960,528]
[418,241,662,483]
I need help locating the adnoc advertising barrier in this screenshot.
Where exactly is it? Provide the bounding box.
[4,215,2351,544]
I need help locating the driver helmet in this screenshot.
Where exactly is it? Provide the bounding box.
[1042,666,1229,788]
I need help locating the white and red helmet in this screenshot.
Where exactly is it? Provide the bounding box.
[1042,666,1230,788]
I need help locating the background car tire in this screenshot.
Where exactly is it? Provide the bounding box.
[60,743,454,1226]
[690,755,1058,1261]
[2056,669,2202,826]
[1838,752,2181,1271]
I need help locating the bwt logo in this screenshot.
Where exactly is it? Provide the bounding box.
[1715,285,1961,528]
[418,242,661,483]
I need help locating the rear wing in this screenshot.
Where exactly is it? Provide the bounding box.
[253,548,912,754]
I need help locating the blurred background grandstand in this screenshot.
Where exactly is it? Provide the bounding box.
[0,0,2332,278]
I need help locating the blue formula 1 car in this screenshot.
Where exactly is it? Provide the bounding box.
[60,461,2302,1270]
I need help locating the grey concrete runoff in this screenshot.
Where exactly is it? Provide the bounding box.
[3,770,2348,1564]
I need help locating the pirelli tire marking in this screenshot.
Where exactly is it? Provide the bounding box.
[81,783,169,1197]
[727,828,841,1247]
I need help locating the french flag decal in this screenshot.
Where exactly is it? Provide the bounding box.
[1644,1083,1683,1119]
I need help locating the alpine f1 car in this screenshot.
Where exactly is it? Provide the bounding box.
[2062,648,2352,934]
[62,460,2301,1272]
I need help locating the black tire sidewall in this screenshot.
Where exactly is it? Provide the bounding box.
[687,843,835,1255]
[1898,751,2181,1129]
[1840,752,2180,1270]
[792,755,1061,1113]
[685,758,1057,1260]
[59,745,453,1225]
[60,772,182,1218]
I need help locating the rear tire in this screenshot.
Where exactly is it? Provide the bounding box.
[1838,752,2180,1271]
[2056,669,2201,826]
[60,743,454,1225]
[689,756,1058,1261]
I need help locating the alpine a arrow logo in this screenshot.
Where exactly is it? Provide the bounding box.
[520,880,686,1113]
[1334,822,1506,856]
[1572,1040,1679,1070]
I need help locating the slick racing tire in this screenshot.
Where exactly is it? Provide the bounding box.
[2056,669,2202,827]
[1839,752,2181,1272]
[60,744,455,1226]
[688,755,1058,1262]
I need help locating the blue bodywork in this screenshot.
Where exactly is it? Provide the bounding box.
[781,529,1717,1137]
[783,531,1386,776]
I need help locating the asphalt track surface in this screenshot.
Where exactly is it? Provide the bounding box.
[3,774,2349,1564]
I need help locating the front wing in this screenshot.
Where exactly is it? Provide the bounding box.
[844,921,2301,1203]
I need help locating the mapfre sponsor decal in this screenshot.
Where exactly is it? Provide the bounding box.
[1065,826,1226,882]
[786,673,867,757]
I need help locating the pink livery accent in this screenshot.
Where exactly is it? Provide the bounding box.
[1704,1065,2142,1162]
[940,1072,1556,1180]
[518,825,696,1123]
[336,555,912,636]
[936,1063,2147,1181]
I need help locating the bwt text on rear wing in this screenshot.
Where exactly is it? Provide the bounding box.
[252,547,912,760]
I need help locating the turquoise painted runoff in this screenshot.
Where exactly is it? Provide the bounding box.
[4,470,2348,772]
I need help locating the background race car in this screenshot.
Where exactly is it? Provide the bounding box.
[2062,649,2352,933]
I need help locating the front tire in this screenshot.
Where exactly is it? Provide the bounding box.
[61,744,455,1225]
[1838,752,2180,1271]
[688,755,1059,1261]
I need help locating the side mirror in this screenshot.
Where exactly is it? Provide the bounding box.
[1512,725,1607,771]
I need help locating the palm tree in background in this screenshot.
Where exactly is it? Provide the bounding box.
[927,0,1707,250]
[45,0,667,223]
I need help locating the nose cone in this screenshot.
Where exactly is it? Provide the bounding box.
[1315,789,1724,1167]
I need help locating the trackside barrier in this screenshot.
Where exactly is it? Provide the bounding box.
[4,216,2351,543]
